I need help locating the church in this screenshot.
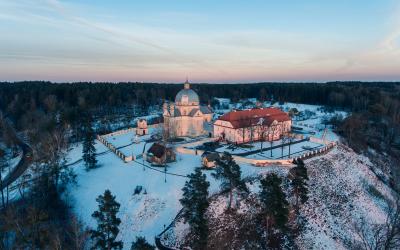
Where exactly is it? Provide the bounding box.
[163,80,213,137]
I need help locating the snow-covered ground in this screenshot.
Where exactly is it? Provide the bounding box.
[65,100,354,249]
[297,144,395,249]
[215,139,324,159]
[160,144,396,249]
[66,138,273,248]
[103,130,154,158]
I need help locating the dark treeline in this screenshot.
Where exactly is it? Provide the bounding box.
[1,81,399,152]
[1,81,399,115]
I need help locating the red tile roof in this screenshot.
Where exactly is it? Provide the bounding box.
[217,107,290,129]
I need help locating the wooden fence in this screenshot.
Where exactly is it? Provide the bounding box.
[292,141,336,162]
[97,135,133,162]
[96,123,162,163]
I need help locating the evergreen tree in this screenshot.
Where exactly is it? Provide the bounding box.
[130,236,155,250]
[212,152,248,209]
[180,168,210,250]
[259,173,289,248]
[91,190,123,250]
[291,159,309,214]
[83,115,97,170]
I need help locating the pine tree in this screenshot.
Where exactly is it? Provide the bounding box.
[91,190,123,250]
[259,173,289,248]
[83,115,97,170]
[212,152,248,210]
[291,159,309,214]
[180,168,210,250]
[130,236,155,250]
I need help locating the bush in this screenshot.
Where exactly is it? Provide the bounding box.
[134,185,143,195]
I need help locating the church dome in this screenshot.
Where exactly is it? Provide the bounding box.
[175,81,199,106]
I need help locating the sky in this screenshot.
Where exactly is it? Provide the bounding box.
[0,0,400,83]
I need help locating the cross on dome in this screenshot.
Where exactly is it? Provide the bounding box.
[184,77,190,89]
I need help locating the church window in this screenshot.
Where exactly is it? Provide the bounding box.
[182,95,188,104]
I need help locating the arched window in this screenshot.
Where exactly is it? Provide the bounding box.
[182,95,188,104]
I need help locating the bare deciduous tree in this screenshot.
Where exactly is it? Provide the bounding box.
[353,199,400,250]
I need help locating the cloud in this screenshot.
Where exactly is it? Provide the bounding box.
[382,12,400,51]
[45,0,172,53]
[44,0,228,76]
[381,27,400,50]
[329,3,400,77]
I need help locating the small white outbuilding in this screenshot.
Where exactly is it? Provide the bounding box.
[136,119,148,136]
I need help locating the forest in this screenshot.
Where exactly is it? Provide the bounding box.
[1,81,399,152]
[0,81,399,249]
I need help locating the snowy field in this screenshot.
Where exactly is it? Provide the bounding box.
[103,131,154,158]
[66,140,274,248]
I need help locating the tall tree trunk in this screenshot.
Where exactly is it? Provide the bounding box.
[0,170,4,208]
[229,182,233,210]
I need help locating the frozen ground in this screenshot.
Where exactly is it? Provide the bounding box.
[161,144,396,249]
[66,139,273,248]
[297,144,395,249]
[103,130,154,158]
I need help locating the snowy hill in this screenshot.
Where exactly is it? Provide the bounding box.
[66,141,275,248]
[297,144,395,249]
[159,144,396,249]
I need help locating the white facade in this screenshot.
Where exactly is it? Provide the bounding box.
[136,119,148,136]
[163,81,213,137]
[213,108,292,144]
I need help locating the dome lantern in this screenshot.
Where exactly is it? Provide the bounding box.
[184,79,190,89]
[175,80,199,106]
